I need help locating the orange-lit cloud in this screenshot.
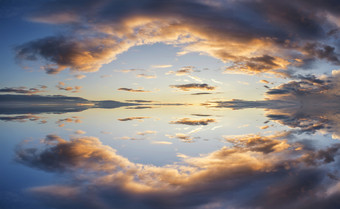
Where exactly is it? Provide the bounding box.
[166,66,194,76]
[17,1,340,76]
[74,74,86,79]
[224,133,291,154]
[16,133,340,209]
[118,117,150,122]
[166,133,194,142]
[260,79,270,84]
[137,130,157,135]
[56,117,82,127]
[118,69,144,73]
[170,118,216,126]
[136,74,157,79]
[56,82,82,93]
[151,64,172,69]
[74,130,86,135]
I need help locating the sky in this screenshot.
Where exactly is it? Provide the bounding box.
[2,0,340,104]
[2,0,340,209]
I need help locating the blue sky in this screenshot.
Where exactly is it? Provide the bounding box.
[2,1,340,209]
[2,0,340,104]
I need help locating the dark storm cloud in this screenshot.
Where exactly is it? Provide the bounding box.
[15,36,82,74]
[15,134,340,209]
[170,83,215,91]
[15,35,119,74]
[302,43,340,65]
[14,0,340,75]
[300,144,340,166]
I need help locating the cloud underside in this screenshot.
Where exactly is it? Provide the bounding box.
[0,94,136,114]
[170,83,215,91]
[206,71,340,138]
[118,117,150,121]
[118,88,151,92]
[0,86,46,94]
[16,134,340,209]
[15,0,340,75]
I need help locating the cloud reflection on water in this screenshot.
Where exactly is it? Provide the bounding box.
[15,133,340,209]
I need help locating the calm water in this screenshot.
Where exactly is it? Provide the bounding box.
[1,104,339,209]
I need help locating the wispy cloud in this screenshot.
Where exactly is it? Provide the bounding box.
[137,130,157,135]
[0,86,46,94]
[74,130,86,134]
[237,81,250,85]
[74,74,86,79]
[151,65,172,69]
[150,141,172,145]
[0,114,44,123]
[167,67,203,82]
[117,88,151,93]
[170,83,215,91]
[166,133,194,142]
[119,136,138,140]
[100,74,112,78]
[136,74,157,79]
[118,69,144,73]
[190,92,213,95]
[211,79,223,84]
[166,66,194,76]
[118,117,150,122]
[125,106,154,109]
[125,100,155,103]
[170,118,216,126]
[260,80,270,84]
[191,114,212,117]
